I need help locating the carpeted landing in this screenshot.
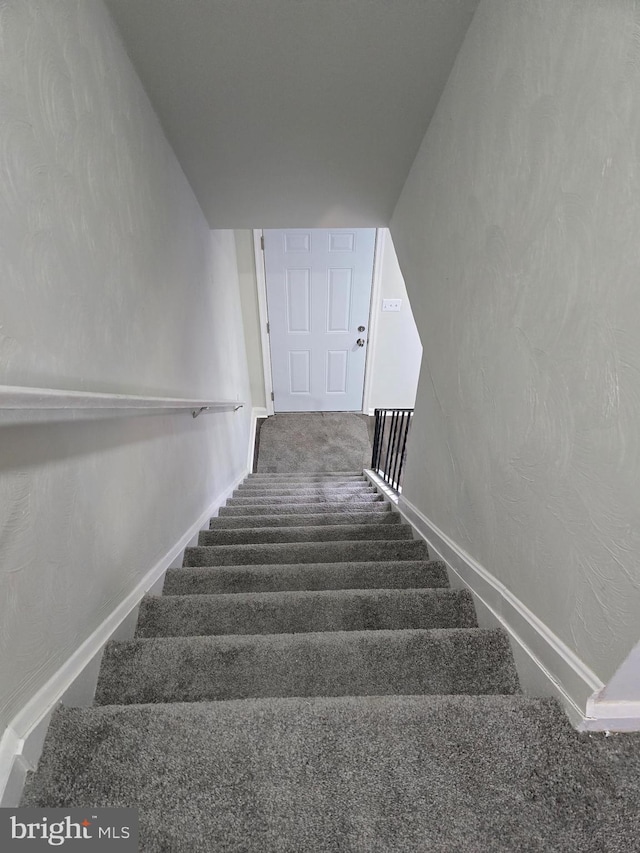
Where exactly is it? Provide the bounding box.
[22,474,640,851]
[256,413,373,472]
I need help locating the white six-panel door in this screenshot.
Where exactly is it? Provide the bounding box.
[264,229,376,412]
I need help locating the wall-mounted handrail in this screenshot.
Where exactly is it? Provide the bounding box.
[0,384,243,418]
[371,408,413,493]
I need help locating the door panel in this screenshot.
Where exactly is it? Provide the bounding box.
[289,350,310,394]
[264,228,375,412]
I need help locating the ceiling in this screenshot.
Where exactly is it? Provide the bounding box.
[104,0,480,228]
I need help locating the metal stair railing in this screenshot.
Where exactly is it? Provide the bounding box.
[370,408,413,493]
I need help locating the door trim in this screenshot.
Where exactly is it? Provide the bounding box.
[254,228,381,415]
[252,230,275,416]
[361,228,385,415]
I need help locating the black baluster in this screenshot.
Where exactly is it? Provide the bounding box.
[391,411,405,489]
[371,409,381,472]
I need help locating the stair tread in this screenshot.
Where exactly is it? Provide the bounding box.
[235,487,375,496]
[220,502,391,516]
[227,494,384,505]
[135,588,477,637]
[237,480,373,488]
[23,696,639,853]
[95,627,520,705]
[163,560,449,595]
[248,471,364,478]
[210,511,401,528]
[198,523,413,546]
[184,539,428,566]
[253,469,364,476]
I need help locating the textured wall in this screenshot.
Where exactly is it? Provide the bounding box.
[391,0,640,688]
[0,0,251,734]
[366,230,422,412]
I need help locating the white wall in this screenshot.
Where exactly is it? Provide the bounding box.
[0,0,251,741]
[391,0,640,708]
[235,231,267,410]
[365,231,422,412]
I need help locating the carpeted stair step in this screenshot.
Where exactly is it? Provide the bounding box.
[163,559,449,595]
[94,628,520,705]
[135,588,477,638]
[197,522,413,546]
[234,485,377,497]
[241,474,371,488]
[209,511,402,529]
[184,539,427,567]
[227,493,384,506]
[219,501,392,517]
[247,472,364,479]
[242,475,367,484]
[23,696,636,853]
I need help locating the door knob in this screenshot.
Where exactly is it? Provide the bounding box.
[356,338,365,347]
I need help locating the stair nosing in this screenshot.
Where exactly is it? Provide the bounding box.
[143,586,461,603]
[108,625,502,648]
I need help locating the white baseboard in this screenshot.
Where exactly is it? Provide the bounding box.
[583,637,640,730]
[363,470,400,506]
[362,471,624,731]
[0,468,247,807]
[582,695,640,732]
[396,494,606,729]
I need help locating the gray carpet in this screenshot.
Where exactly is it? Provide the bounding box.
[94,628,519,705]
[163,560,450,595]
[184,538,428,566]
[22,471,640,851]
[220,501,391,516]
[210,510,402,528]
[23,697,640,853]
[256,413,373,472]
[135,589,477,637]
[197,522,413,545]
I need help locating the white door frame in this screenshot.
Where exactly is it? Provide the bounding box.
[252,227,382,415]
[252,230,275,416]
[361,228,385,416]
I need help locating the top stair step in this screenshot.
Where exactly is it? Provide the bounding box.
[250,471,364,478]
[248,473,365,480]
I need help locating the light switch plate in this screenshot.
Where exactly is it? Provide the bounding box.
[382,299,402,312]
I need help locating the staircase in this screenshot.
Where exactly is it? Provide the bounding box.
[22,473,638,851]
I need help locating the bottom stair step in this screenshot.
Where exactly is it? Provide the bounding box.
[22,696,639,852]
[162,560,450,595]
[95,628,520,705]
[135,588,477,637]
